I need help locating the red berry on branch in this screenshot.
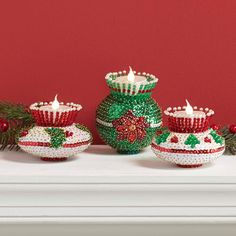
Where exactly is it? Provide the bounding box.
[0,119,9,132]
[210,124,219,131]
[229,125,236,134]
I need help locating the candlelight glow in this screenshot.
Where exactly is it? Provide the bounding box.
[127,66,135,82]
[185,99,193,115]
[52,95,60,110]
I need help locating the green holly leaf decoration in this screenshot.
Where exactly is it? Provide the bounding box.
[184,134,200,148]
[45,128,66,148]
[75,123,93,143]
[210,130,224,145]
[155,132,170,144]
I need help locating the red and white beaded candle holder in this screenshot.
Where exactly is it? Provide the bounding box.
[18,96,92,162]
[151,100,225,168]
[30,101,82,127]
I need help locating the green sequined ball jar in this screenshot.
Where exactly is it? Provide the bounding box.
[96,69,162,154]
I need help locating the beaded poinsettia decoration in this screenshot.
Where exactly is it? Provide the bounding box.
[18,100,92,161]
[112,110,149,143]
[152,103,225,168]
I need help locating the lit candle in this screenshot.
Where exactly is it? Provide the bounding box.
[52,94,60,110]
[164,100,214,133]
[39,95,76,112]
[173,100,206,119]
[30,95,82,126]
[106,67,158,95]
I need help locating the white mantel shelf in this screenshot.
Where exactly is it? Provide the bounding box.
[1,145,236,235]
[1,145,236,184]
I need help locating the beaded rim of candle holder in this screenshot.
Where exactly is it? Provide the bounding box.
[30,102,82,127]
[105,71,158,96]
[164,106,214,133]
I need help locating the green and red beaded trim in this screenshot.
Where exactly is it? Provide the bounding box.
[18,140,91,148]
[151,143,224,154]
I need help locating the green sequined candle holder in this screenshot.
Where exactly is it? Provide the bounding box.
[96,69,162,154]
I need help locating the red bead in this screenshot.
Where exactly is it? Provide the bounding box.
[204,137,211,143]
[65,131,73,137]
[210,124,220,131]
[20,130,28,137]
[170,135,178,143]
[0,119,9,132]
[229,125,236,134]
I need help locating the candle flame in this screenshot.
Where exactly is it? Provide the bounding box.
[185,99,193,115]
[52,95,60,110]
[127,66,135,82]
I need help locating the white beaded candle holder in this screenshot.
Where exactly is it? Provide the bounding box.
[18,97,92,162]
[152,101,225,168]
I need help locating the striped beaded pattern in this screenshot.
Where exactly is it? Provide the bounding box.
[105,71,158,96]
[30,102,82,127]
[164,106,214,133]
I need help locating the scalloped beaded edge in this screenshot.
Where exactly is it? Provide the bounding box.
[105,71,159,95]
[164,106,214,118]
[30,102,82,111]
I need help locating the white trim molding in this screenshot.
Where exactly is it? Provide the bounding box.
[0,145,236,235]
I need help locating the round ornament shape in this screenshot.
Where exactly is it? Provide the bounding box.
[96,70,162,154]
[18,124,92,161]
[0,118,9,132]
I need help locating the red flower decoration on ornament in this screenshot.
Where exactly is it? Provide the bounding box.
[204,137,211,143]
[112,110,149,143]
[170,135,178,143]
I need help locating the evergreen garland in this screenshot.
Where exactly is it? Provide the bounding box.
[0,102,34,150]
[221,126,236,155]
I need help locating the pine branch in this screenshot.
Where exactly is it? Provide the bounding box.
[221,126,236,155]
[0,102,34,151]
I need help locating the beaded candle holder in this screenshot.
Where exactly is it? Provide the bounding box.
[18,96,92,161]
[96,67,162,154]
[151,101,225,168]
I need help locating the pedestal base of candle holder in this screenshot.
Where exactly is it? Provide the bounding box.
[176,164,203,168]
[41,157,67,162]
[117,149,140,155]
[151,128,225,168]
[18,123,92,162]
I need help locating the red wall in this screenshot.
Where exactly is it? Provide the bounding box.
[0,0,235,143]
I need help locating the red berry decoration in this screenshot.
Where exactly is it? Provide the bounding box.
[204,137,211,143]
[0,119,9,132]
[65,131,73,137]
[229,125,236,134]
[210,124,219,131]
[20,130,28,137]
[170,135,178,143]
[156,130,163,136]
